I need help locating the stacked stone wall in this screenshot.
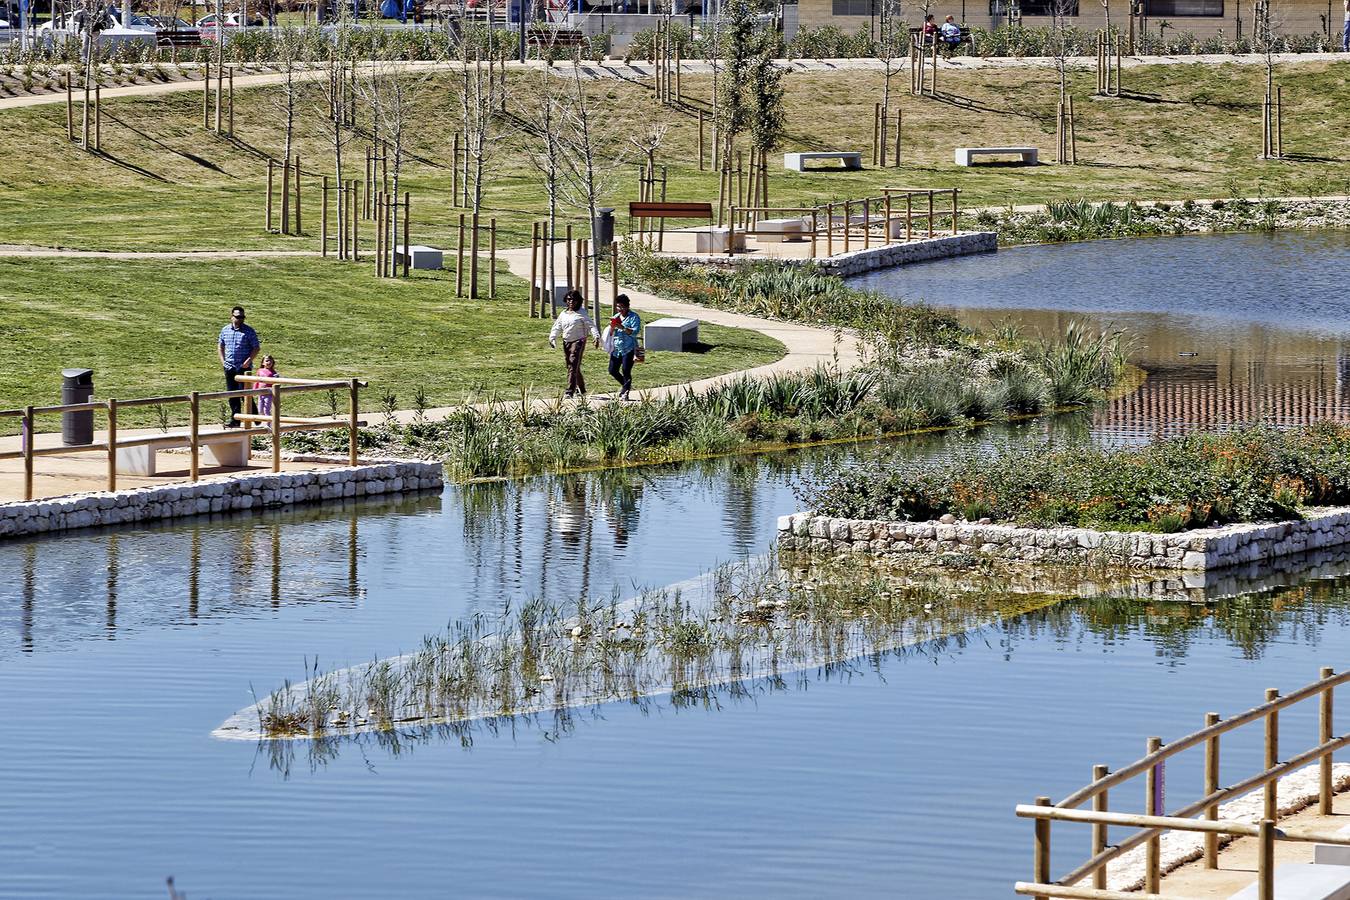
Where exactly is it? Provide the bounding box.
[0,460,443,539]
[776,508,1350,571]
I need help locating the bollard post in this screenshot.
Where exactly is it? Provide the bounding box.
[23,406,34,500]
[1146,736,1163,893]
[1259,819,1275,900]
[281,154,291,235]
[403,193,411,278]
[1033,796,1052,900]
[293,155,302,234]
[266,159,274,232]
[66,72,74,141]
[321,176,329,256]
[489,216,497,297]
[1265,688,1280,822]
[348,379,359,466]
[270,384,282,474]
[456,213,466,297]
[203,61,210,130]
[529,222,540,317]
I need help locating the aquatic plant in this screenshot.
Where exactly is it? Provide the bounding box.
[235,555,1051,740]
[807,423,1350,532]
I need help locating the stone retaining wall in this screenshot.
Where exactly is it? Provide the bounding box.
[660,231,997,278]
[0,460,443,539]
[776,507,1350,570]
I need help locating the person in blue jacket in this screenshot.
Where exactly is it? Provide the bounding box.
[607,294,641,401]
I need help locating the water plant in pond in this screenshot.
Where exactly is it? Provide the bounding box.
[235,555,1054,740]
[805,423,1350,533]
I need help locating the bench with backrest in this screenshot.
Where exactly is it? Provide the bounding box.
[156,28,202,49]
[527,27,587,49]
[783,151,863,173]
[909,24,972,49]
[954,146,1039,166]
[628,201,743,253]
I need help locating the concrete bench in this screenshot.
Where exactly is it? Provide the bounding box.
[750,217,809,242]
[393,244,443,270]
[954,146,1038,166]
[1226,864,1350,899]
[783,151,864,173]
[693,227,746,254]
[645,317,699,352]
[115,431,251,477]
[1313,825,1350,866]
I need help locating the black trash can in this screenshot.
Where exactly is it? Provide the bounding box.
[61,368,94,446]
[592,208,615,249]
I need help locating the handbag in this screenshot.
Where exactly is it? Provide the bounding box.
[601,325,615,356]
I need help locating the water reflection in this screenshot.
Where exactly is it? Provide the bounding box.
[0,494,439,652]
[851,230,1350,440]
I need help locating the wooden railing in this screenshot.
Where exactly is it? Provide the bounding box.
[1015,667,1348,900]
[726,188,960,258]
[0,376,368,501]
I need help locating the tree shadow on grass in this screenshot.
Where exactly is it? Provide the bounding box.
[88,148,171,182]
[102,111,224,174]
[927,90,1045,122]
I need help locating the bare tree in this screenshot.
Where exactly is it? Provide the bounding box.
[875,0,906,142]
[268,27,305,174]
[458,46,505,296]
[314,26,355,255]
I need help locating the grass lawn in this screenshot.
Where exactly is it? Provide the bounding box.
[0,61,1347,251]
[0,256,784,427]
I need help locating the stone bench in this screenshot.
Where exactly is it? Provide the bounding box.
[694,227,746,254]
[954,146,1039,166]
[749,217,809,242]
[645,317,699,352]
[115,431,251,477]
[1226,864,1350,899]
[1313,825,1350,866]
[393,244,444,270]
[783,151,864,172]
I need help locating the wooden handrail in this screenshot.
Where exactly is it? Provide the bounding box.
[1022,668,1347,897]
[2,374,367,501]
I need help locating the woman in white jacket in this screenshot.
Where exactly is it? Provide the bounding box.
[548,290,601,398]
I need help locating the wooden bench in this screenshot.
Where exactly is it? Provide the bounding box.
[954,146,1039,166]
[1226,863,1350,899]
[910,24,972,49]
[156,29,201,49]
[644,317,699,352]
[527,27,586,49]
[783,151,863,173]
[115,429,251,476]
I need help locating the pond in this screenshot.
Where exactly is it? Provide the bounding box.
[3,231,1350,898]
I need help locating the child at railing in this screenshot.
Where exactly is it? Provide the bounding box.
[257,355,278,416]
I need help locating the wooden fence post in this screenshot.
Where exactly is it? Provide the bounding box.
[105,398,117,491]
[270,384,282,474]
[66,72,73,141]
[22,406,34,501]
[281,155,291,235]
[1033,795,1052,900]
[1092,765,1109,890]
[611,240,619,312]
[489,216,497,298]
[529,222,539,318]
[1259,819,1275,900]
[456,213,466,297]
[348,379,359,466]
[403,193,411,278]
[202,61,210,131]
[228,66,234,135]
[94,85,101,151]
[1265,688,1281,821]
[293,155,302,234]
[266,159,274,232]
[351,182,360,261]
[1145,736,1163,893]
[1205,712,1221,868]
[698,109,705,170]
[189,391,200,482]
[1321,667,1335,815]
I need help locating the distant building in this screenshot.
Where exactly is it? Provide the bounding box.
[791,0,1336,42]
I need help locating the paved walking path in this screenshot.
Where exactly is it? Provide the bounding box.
[0,51,1343,112]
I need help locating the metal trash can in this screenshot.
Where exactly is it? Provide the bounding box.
[592,208,615,248]
[61,368,94,446]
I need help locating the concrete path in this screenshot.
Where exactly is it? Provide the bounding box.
[0,244,319,258]
[0,51,1343,112]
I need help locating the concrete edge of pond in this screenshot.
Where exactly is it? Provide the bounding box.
[0,459,444,540]
[654,231,998,279]
[777,507,1350,571]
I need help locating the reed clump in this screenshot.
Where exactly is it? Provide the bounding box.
[249,555,1043,739]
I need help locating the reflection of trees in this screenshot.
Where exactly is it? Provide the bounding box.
[1000,577,1350,662]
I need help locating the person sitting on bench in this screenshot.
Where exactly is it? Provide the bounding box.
[922,13,939,43]
[940,15,962,47]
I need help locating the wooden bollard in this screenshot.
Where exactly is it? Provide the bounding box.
[266,159,274,232]
[456,213,466,297]
[214,57,222,133]
[94,85,101,151]
[451,133,460,207]
[321,176,329,256]
[529,222,539,317]
[488,215,496,297]
[364,148,372,218]
[610,241,619,312]
[81,72,90,149]
[65,72,73,141]
[281,155,291,235]
[202,61,210,130]
[373,192,382,276]
[351,181,360,261]
[697,109,705,170]
[403,193,411,278]
[293,155,302,234]
[228,66,234,135]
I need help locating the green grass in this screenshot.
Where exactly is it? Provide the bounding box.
[0,256,784,423]
[0,61,1347,251]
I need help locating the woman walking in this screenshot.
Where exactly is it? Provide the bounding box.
[548,290,601,398]
[607,294,642,401]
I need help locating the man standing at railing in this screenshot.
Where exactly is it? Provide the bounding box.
[218,305,261,428]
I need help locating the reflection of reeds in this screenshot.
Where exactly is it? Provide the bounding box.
[241,554,1055,740]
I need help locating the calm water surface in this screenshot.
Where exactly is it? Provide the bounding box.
[4,232,1350,898]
